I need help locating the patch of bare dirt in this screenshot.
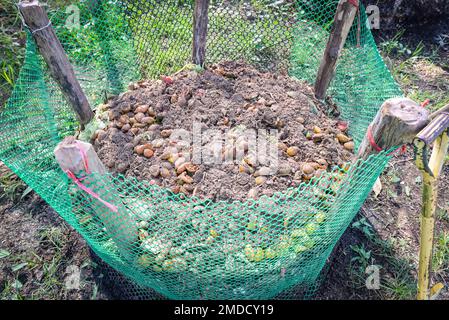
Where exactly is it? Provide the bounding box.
[363,150,449,299]
[0,164,109,299]
[317,150,449,300]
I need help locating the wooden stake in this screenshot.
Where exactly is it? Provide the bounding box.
[192,0,210,66]
[314,0,359,100]
[358,98,430,159]
[54,137,136,259]
[358,101,447,300]
[328,98,430,242]
[19,0,94,125]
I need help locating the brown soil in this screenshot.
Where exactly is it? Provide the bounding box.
[318,149,449,300]
[93,61,354,202]
[0,170,99,299]
[0,1,446,301]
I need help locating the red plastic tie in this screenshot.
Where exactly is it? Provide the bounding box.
[65,143,118,213]
[421,99,430,108]
[367,125,383,152]
[66,170,118,213]
[367,125,405,156]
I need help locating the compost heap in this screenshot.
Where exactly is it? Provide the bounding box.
[81,61,359,277]
[92,61,355,203]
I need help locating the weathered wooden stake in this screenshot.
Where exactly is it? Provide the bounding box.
[314,0,359,100]
[54,137,136,259]
[19,0,94,125]
[192,0,210,66]
[358,98,430,159]
[326,99,429,268]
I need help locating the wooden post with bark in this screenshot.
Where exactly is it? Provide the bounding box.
[18,0,94,126]
[327,98,430,276]
[357,98,449,300]
[54,137,136,260]
[322,99,429,282]
[314,0,359,100]
[192,0,210,66]
[357,98,430,159]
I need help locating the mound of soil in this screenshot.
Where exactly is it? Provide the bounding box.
[93,61,354,201]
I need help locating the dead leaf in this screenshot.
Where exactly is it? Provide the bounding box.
[373,177,382,197]
[430,283,444,300]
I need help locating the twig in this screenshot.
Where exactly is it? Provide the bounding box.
[430,103,449,120]
[389,157,414,166]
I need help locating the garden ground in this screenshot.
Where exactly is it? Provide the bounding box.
[0,1,448,299]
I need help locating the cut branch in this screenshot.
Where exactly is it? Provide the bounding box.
[54,137,136,259]
[358,97,430,159]
[19,0,94,125]
[330,98,430,241]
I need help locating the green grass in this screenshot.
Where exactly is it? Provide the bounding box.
[0,170,27,201]
[382,275,416,300]
[0,225,69,300]
[0,279,26,300]
[0,0,25,106]
[433,231,449,274]
[348,216,417,300]
[380,30,449,112]
[31,227,67,299]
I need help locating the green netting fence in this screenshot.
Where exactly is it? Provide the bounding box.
[0,0,403,299]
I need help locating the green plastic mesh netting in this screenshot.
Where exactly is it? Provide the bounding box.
[0,0,403,299]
